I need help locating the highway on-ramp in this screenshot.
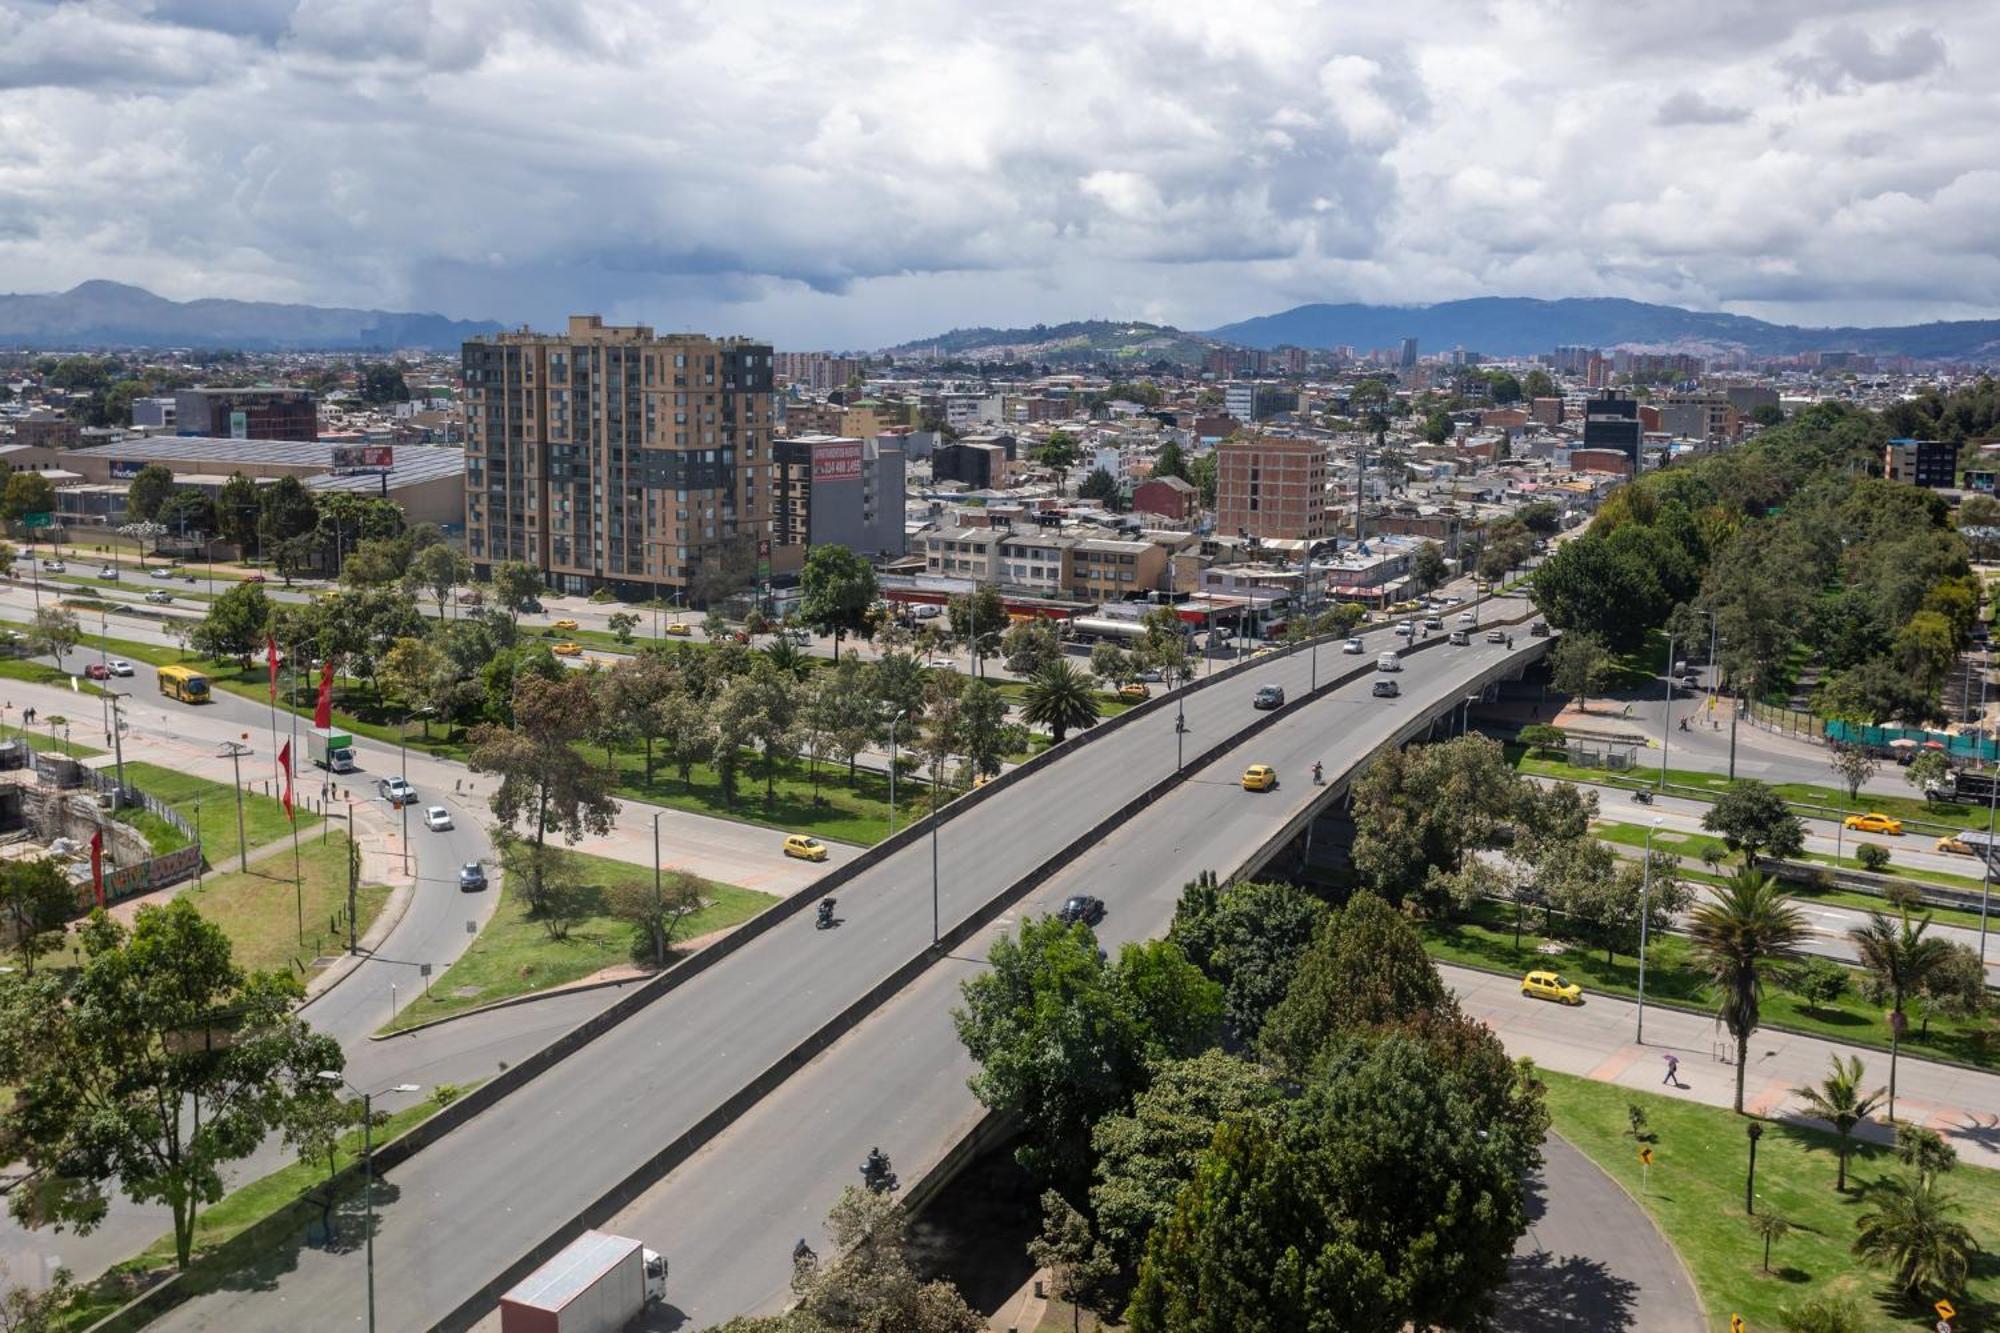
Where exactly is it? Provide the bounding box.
[150,600,1545,1331]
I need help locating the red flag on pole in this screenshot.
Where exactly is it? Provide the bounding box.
[90,828,104,908]
[278,740,294,822]
[313,661,334,729]
[266,637,279,701]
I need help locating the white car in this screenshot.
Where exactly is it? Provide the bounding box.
[1458,611,1476,625]
[423,805,453,831]
[98,566,119,580]
[42,559,64,572]
[1395,622,1416,638]
[106,659,134,677]
[149,566,177,580]
[1342,638,1365,654]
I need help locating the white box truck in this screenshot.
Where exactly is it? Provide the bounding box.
[499,1231,667,1333]
[306,726,358,774]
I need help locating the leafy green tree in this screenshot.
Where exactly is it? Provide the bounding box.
[256,475,319,550]
[403,542,473,620]
[1078,467,1119,505]
[1688,870,1809,1113]
[1826,742,1880,802]
[1088,1050,1280,1275]
[489,560,545,627]
[1421,409,1453,444]
[1088,640,1133,687]
[1904,749,1951,800]
[1549,630,1611,710]
[1893,1122,1958,1186]
[0,857,76,974]
[603,868,705,968]
[956,680,1008,779]
[155,488,216,543]
[1170,876,1329,1040]
[379,635,452,733]
[1021,661,1100,744]
[1784,956,1851,1014]
[1701,780,1806,861]
[1522,368,1556,400]
[215,473,261,553]
[357,361,411,404]
[0,1261,76,1331]
[1187,452,1217,507]
[1001,618,1061,675]
[1,472,56,524]
[1153,440,1188,482]
[1028,1192,1117,1333]
[1790,1055,1885,1191]
[0,899,342,1270]
[1915,940,1987,1034]
[1851,1175,1975,1298]
[952,916,1219,1187]
[1130,1034,1535,1333]
[1847,909,1951,1121]
[1411,541,1448,593]
[25,608,79,671]
[1349,735,1520,905]
[123,464,176,522]
[467,673,618,913]
[798,544,880,657]
[1258,892,1449,1077]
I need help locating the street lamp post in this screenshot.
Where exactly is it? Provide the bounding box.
[930,790,941,946]
[1636,815,1663,1044]
[217,738,252,871]
[887,708,907,835]
[1744,1121,1764,1215]
[651,809,666,967]
[1658,633,1674,792]
[316,1075,419,1333]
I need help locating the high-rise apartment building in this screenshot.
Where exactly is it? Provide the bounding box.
[461,315,775,599]
[1215,436,1329,541]
[1398,337,1419,369]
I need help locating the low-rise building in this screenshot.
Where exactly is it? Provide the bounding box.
[1067,536,1167,601]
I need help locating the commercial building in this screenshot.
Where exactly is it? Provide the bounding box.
[1067,537,1168,602]
[1399,337,1419,369]
[174,387,318,442]
[1884,438,1958,490]
[462,315,775,598]
[1581,392,1642,463]
[771,434,906,560]
[1657,395,1735,441]
[10,414,81,451]
[1215,436,1329,542]
[932,440,1011,490]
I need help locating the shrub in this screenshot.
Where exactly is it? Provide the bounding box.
[1519,723,1567,757]
[1784,957,1850,1013]
[1854,842,1891,872]
[1779,1293,1863,1333]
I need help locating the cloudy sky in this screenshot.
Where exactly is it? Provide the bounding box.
[1,0,1995,347]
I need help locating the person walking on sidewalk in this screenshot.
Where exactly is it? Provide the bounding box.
[1661,1053,1681,1087]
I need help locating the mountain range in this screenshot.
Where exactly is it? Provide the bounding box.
[1208,297,2000,361]
[0,281,503,351]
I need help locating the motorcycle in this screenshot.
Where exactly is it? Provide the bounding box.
[1312,762,1324,785]
[1633,789,1654,805]
[816,898,837,929]
[860,1147,899,1194]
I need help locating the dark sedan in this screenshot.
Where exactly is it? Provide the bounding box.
[1057,894,1106,926]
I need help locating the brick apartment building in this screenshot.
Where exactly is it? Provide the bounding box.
[1215,435,1329,541]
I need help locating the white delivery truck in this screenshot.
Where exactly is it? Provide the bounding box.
[306,726,358,773]
[499,1231,667,1333]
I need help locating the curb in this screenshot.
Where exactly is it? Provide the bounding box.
[368,967,651,1040]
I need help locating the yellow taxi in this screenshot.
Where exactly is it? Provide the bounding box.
[1843,812,1903,836]
[1521,969,1583,1005]
[1241,764,1278,792]
[666,623,693,637]
[1118,683,1149,701]
[552,618,579,631]
[551,641,583,657]
[783,833,829,862]
[1937,835,1974,856]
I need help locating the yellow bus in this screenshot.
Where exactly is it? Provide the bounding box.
[157,664,212,704]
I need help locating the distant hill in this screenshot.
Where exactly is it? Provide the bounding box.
[1206,296,2000,362]
[881,319,1226,366]
[0,281,503,351]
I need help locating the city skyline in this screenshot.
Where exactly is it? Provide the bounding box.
[1,1,1996,347]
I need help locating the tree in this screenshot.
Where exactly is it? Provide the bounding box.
[0,858,75,974]
[1893,1122,1958,1187]
[489,561,545,627]
[1169,877,1329,1041]
[379,636,451,733]
[653,689,716,789]
[1518,722,1568,756]
[1087,640,1133,687]
[714,1188,984,1333]
[467,673,618,914]
[604,868,705,968]
[1522,368,1556,401]
[0,472,55,524]
[1129,1034,1536,1333]
[1687,870,1809,1113]
[1701,780,1806,861]
[123,464,176,522]
[601,654,678,785]
[0,899,342,1270]
[0,1261,76,1332]
[1001,618,1061,675]
[952,916,1218,1187]
[1348,735,1520,905]
[1790,1055,1885,1192]
[1784,956,1851,1014]
[798,545,880,657]
[1854,842,1891,872]
[1915,941,1987,1034]
[1851,1175,1976,1298]
[1078,467,1119,504]
[1088,1050,1280,1275]
[1549,630,1611,710]
[1020,661,1100,744]
[1032,434,1080,492]
[215,473,260,553]
[1257,892,1450,1077]
[357,361,410,405]
[1411,541,1448,594]
[607,612,639,644]
[25,608,78,670]
[1028,1192,1116,1333]
[1905,750,1952,801]
[956,680,1008,779]
[945,586,1006,675]
[1751,1211,1791,1274]
[256,475,319,552]
[1847,909,1950,1121]
[727,661,802,803]
[1826,742,1880,803]
[1153,439,1188,482]
[403,542,472,619]
[155,488,216,546]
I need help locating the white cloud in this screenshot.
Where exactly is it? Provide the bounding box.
[0,0,1994,345]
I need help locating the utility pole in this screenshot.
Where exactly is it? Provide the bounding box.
[217,739,253,870]
[1659,633,1673,792]
[346,800,359,953]
[107,692,128,813]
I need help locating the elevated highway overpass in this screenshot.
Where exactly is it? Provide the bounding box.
[149,597,1550,1332]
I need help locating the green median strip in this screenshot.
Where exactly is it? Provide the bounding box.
[1543,1069,2000,1332]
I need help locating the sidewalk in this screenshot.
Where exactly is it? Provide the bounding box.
[1449,963,2000,1170]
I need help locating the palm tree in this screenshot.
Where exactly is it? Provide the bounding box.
[1791,1054,1885,1191]
[1851,1174,1976,1298]
[1894,1122,1957,1187]
[1750,1211,1790,1274]
[1687,869,1809,1113]
[763,637,810,681]
[1021,662,1100,745]
[1847,909,1951,1122]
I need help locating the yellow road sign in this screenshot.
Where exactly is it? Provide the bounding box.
[1935,1300,1955,1320]
[1639,1146,1654,1166]
[1731,1316,1747,1333]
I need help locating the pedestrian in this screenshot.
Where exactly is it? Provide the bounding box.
[1661,1053,1680,1087]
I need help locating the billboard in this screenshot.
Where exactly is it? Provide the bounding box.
[229,409,248,439]
[329,445,395,471]
[108,460,146,480]
[812,439,863,482]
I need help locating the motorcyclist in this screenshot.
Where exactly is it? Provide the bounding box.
[816,897,836,927]
[793,1238,816,1266]
[1312,761,1324,785]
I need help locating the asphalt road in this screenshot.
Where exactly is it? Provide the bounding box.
[151,600,1545,1331]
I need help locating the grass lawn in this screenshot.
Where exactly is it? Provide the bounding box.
[1542,1069,2000,1331]
[171,831,389,979]
[379,846,775,1033]
[119,761,319,868]
[607,745,922,845]
[0,654,112,697]
[1516,749,1992,837]
[991,678,1140,717]
[1417,900,1999,1071]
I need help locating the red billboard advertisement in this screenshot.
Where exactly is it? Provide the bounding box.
[330,445,395,470]
[812,439,863,482]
